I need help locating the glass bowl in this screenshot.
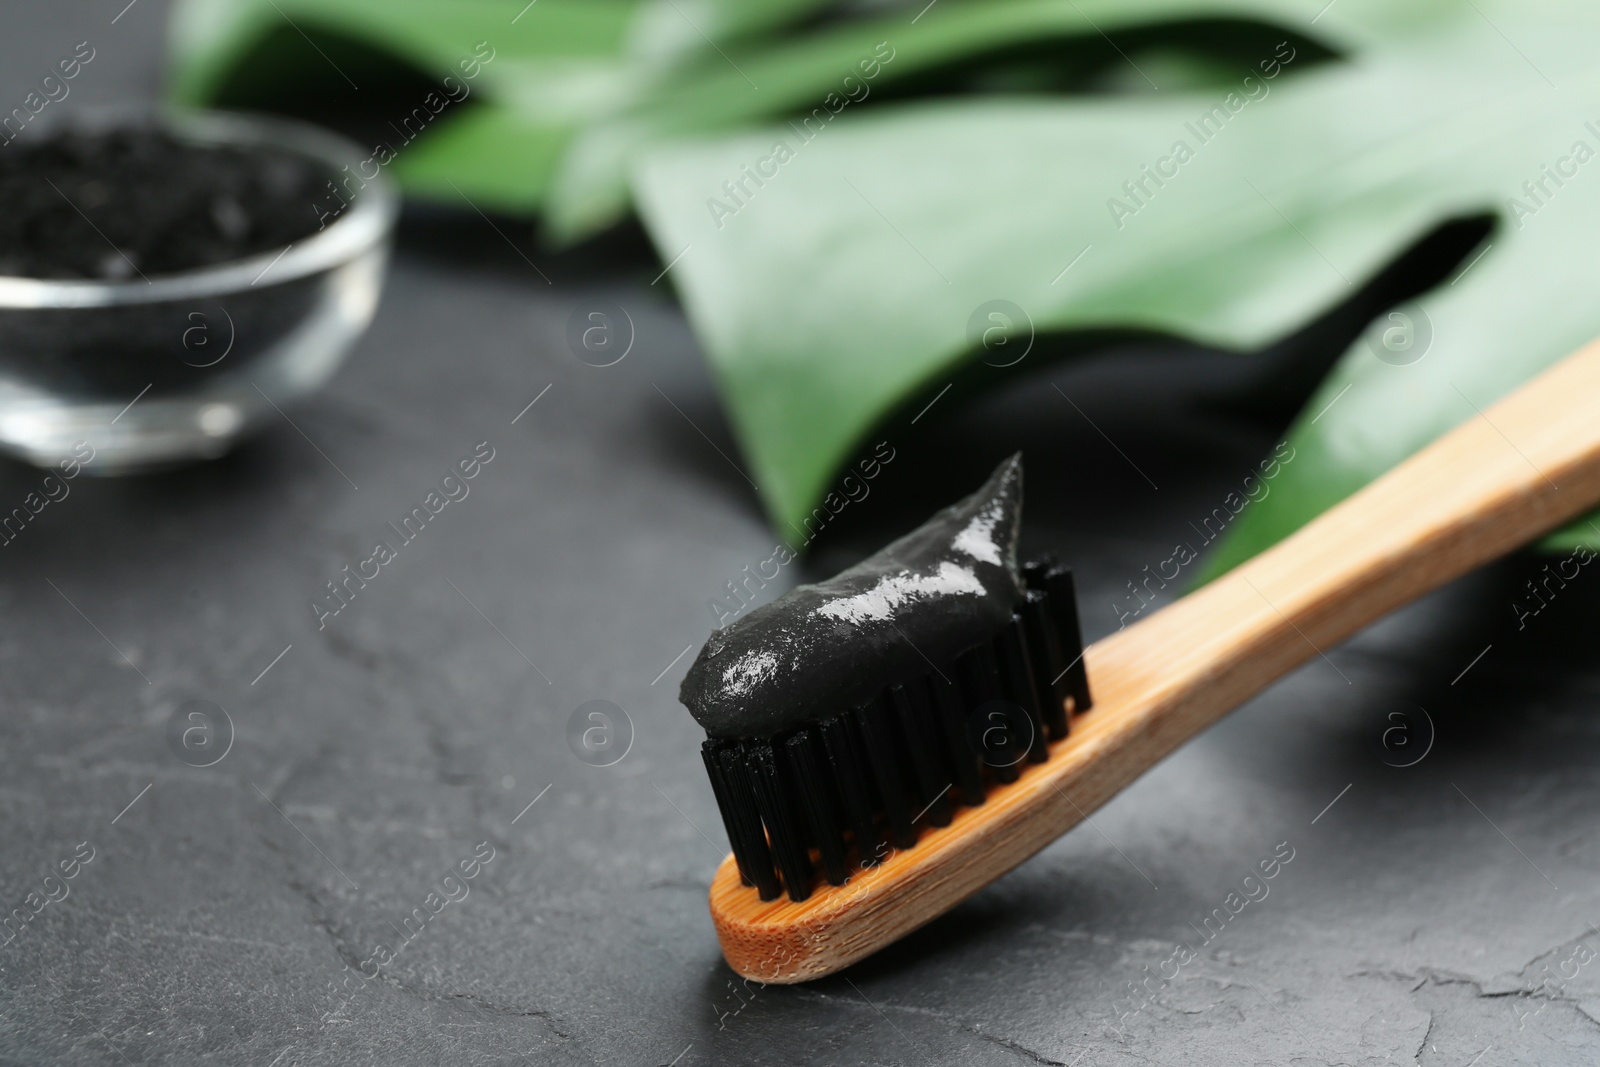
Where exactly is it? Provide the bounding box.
[0,108,397,473]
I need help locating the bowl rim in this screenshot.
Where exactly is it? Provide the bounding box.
[0,106,398,309]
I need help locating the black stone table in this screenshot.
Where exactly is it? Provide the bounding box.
[4,6,1600,1064]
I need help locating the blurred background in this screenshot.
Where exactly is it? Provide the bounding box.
[3,2,1600,1064]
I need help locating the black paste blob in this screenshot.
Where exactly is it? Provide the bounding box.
[680,454,1026,739]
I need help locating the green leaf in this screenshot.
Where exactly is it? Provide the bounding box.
[390,107,574,214]
[628,1,1600,557]
[545,0,1358,241]
[167,0,1600,567]
[167,0,651,211]
[169,0,643,101]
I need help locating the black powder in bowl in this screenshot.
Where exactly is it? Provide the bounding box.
[0,125,335,280]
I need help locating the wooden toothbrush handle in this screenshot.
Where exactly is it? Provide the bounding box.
[710,338,1600,984]
[1092,336,1600,760]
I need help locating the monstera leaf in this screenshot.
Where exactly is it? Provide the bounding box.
[167,0,1600,573]
[166,0,850,216]
[626,0,1600,565]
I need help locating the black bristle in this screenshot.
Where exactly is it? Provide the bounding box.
[1037,564,1092,715]
[784,731,850,885]
[957,644,1021,783]
[698,554,1091,901]
[746,742,816,901]
[1021,590,1070,738]
[713,743,782,900]
[1021,556,1053,587]
[888,680,953,827]
[929,675,985,805]
[820,715,884,869]
[856,695,918,849]
[956,640,1005,704]
[996,614,1049,764]
[701,740,752,887]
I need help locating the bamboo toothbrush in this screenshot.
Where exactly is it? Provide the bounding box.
[689,337,1600,984]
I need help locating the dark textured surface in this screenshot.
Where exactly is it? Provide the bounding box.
[3,5,1600,1065]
